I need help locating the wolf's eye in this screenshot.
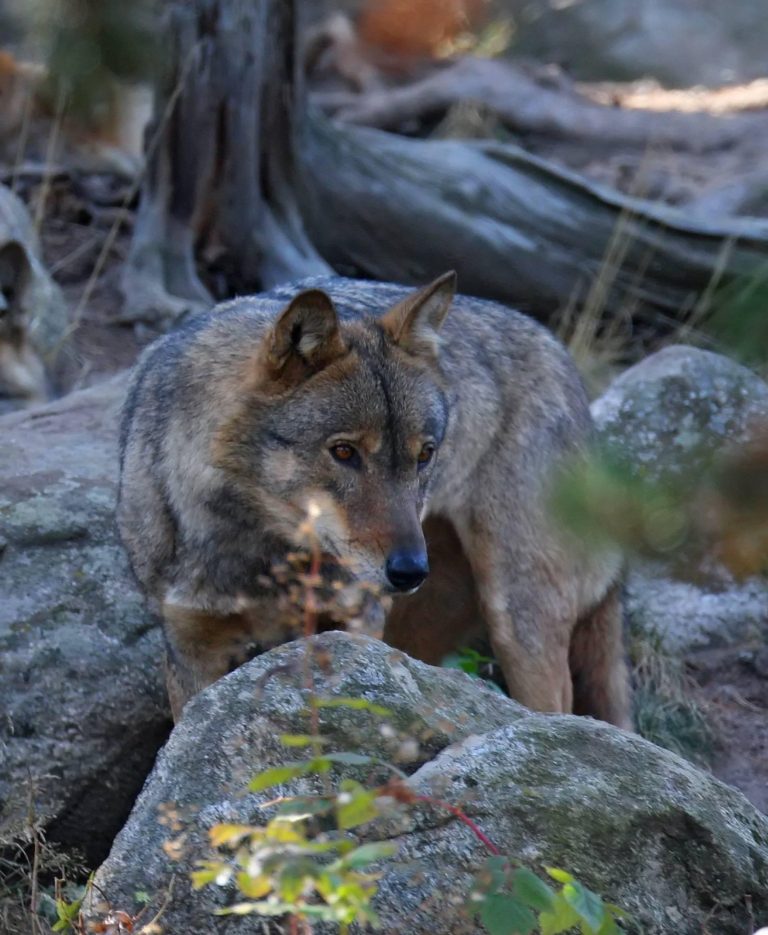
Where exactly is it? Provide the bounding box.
[417,443,435,468]
[330,443,359,466]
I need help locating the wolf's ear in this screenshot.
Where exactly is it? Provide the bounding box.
[381,271,456,359]
[265,289,346,384]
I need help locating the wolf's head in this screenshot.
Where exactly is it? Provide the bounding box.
[215,272,457,593]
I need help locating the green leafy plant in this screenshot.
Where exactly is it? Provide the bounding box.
[442,646,506,693]
[193,813,394,930]
[198,733,631,933]
[470,860,627,935]
[51,888,85,932]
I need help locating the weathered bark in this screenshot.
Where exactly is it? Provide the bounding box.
[315,56,768,152]
[120,0,330,324]
[688,170,768,219]
[125,0,768,332]
[299,110,768,324]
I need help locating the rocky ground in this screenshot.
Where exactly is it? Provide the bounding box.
[2,5,768,929]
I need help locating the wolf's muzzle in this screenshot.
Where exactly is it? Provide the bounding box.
[385,549,429,592]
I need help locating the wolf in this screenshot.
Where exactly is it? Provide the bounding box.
[118,273,631,727]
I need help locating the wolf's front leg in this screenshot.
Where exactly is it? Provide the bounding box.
[483,594,575,716]
[161,603,266,720]
[456,517,579,715]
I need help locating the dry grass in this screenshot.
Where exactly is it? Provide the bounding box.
[630,633,715,766]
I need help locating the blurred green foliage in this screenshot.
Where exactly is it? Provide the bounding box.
[552,433,768,579]
[707,267,768,368]
[551,445,691,560]
[39,0,158,124]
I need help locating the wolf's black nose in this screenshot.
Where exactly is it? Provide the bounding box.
[385,550,429,592]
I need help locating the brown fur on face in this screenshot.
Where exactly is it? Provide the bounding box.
[119,274,631,728]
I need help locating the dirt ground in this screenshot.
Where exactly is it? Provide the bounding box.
[692,644,768,813]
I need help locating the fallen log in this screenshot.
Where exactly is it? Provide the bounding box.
[122,0,768,343]
[315,56,768,153]
[299,109,768,324]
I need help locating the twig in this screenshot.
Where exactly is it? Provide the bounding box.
[11,81,35,196]
[687,235,736,335]
[413,794,500,856]
[48,235,102,275]
[34,82,68,234]
[138,874,175,933]
[25,782,42,935]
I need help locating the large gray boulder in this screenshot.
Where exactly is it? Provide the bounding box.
[592,345,768,485]
[592,345,768,655]
[90,632,768,935]
[0,377,170,863]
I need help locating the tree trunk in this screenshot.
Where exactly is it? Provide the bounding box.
[120,0,330,325]
[124,0,768,335]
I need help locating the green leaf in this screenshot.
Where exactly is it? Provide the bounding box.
[442,648,497,677]
[480,855,509,895]
[512,867,555,912]
[191,861,232,889]
[51,896,84,933]
[209,823,253,847]
[441,652,468,671]
[247,762,310,792]
[336,781,380,830]
[332,842,397,870]
[323,752,375,766]
[314,697,393,717]
[597,914,620,935]
[275,795,336,818]
[191,868,219,890]
[539,895,581,935]
[563,882,605,932]
[280,734,327,747]
[545,867,575,884]
[236,871,273,899]
[217,901,281,916]
[279,862,318,902]
[479,894,537,935]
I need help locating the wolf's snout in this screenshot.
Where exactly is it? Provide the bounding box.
[385,549,429,592]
